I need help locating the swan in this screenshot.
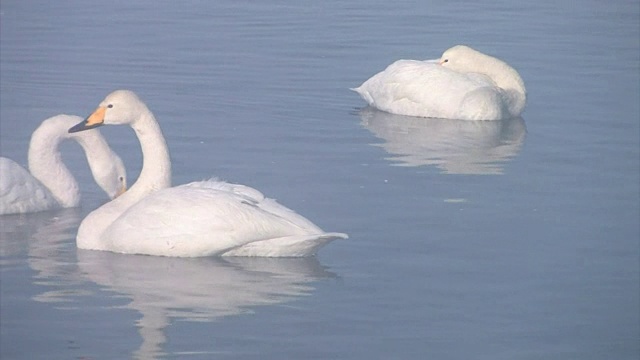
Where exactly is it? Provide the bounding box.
[68,90,347,257]
[0,115,127,215]
[352,45,527,120]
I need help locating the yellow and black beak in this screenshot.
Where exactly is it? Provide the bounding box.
[68,107,107,133]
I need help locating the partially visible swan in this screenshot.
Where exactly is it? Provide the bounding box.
[352,45,526,120]
[0,115,127,215]
[68,90,347,257]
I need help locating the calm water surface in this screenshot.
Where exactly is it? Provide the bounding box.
[1,1,638,359]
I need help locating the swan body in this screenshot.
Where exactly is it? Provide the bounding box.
[0,115,127,215]
[69,90,347,257]
[352,45,526,120]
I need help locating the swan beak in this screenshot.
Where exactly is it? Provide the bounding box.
[68,107,106,133]
[115,184,127,198]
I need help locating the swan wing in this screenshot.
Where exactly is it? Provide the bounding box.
[221,233,348,257]
[354,60,465,117]
[354,60,504,119]
[100,180,334,257]
[0,157,59,215]
[184,179,325,232]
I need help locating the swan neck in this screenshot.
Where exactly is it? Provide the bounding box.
[131,108,172,195]
[74,132,111,165]
[27,125,79,207]
[75,106,172,250]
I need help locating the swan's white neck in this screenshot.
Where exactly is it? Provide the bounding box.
[94,106,172,212]
[76,105,172,250]
[28,124,80,207]
[128,107,172,198]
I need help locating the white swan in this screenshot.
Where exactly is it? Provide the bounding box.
[352,45,527,120]
[0,115,127,215]
[68,90,347,257]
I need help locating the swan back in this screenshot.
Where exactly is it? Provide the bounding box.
[353,45,526,120]
[92,180,344,257]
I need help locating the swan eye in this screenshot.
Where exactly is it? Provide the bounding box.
[119,176,124,182]
[107,104,113,108]
[443,59,449,63]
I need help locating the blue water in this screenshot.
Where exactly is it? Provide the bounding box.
[1,1,638,359]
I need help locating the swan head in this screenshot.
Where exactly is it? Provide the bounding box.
[438,45,489,72]
[69,90,148,133]
[438,45,527,115]
[93,153,128,199]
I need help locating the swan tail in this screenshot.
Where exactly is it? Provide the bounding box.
[351,85,376,106]
[221,232,348,257]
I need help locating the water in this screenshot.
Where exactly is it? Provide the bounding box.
[1,0,638,359]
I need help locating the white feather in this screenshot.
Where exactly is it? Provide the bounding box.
[0,115,127,215]
[353,45,526,120]
[73,90,347,257]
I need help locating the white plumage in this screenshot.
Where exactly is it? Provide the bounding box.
[0,115,127,215]
[69,90,347,257]
[352,45,526,120]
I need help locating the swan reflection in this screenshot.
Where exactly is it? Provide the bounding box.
[359,107,526,174]
[77,252,333,358]
[1,210,335,359]
[0,209,86,303]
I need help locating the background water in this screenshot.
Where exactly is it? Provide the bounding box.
[1,0,638,359]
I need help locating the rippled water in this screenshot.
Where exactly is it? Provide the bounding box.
[1,1,638,359]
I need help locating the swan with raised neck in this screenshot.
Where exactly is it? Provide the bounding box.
[69,90,171,247]
[69,90,347,256]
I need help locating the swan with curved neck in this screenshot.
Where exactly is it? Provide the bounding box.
[352,45,527,120]
[0,115,127,215]
[69,90,347,257]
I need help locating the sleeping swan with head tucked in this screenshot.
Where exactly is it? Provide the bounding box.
[0,115,127,215]
[68,90,347,257]
[352,45,526,121]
